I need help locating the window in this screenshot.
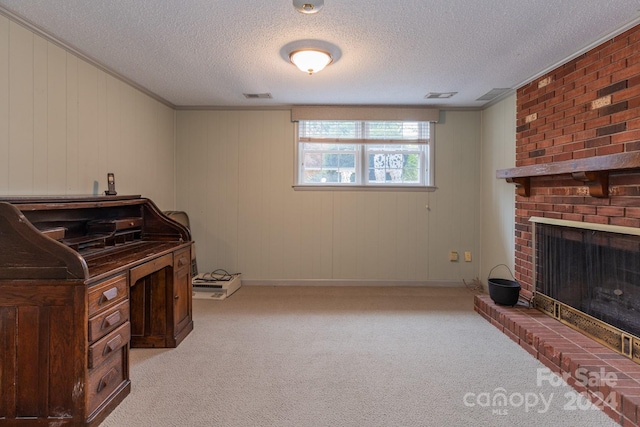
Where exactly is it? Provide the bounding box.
[295,120,434,189]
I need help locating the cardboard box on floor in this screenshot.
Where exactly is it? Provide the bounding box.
[192,273,241,300]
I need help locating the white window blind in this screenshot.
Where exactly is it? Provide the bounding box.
[298,121,430,144]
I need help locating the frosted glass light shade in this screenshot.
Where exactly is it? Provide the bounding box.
[289,49,333,75]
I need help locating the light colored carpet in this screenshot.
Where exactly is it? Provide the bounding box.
[101,286,618,427]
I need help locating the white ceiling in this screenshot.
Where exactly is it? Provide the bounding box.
[1,0,640,108]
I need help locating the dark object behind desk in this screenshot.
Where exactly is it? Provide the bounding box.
[164,210,198,277]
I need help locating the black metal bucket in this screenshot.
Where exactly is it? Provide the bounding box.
[488,264,521,306]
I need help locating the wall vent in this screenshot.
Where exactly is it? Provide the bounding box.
[424,92,457,99]
[243,93,272,99]
[476,88,511,101]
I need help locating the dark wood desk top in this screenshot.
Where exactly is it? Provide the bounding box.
[0,195,190,281]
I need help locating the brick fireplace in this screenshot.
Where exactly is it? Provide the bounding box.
[512,24,640,294]
[475,23,640,427]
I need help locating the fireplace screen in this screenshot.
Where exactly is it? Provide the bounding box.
[535,220,640,338]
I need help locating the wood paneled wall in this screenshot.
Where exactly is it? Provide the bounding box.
[0,16,176,210]
[479,94,517,283]
[176,109,482,283]
[0,12,488,284]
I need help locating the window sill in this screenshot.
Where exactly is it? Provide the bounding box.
[292,185,438,192]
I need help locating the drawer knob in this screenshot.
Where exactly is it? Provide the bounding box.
[178,257,187,267]
[97,367,118,392]
[100,287,119,304]
[102,311,122,329]
[103,335,123,356]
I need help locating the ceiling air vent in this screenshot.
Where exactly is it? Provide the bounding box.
[424,92,457,99]
[243,93,272,99]
[476,88,511,101]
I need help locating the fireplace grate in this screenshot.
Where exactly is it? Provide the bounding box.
[534,292,638,362]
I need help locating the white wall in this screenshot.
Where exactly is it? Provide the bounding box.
[176,109,482,283]
[0,16,176,210]
[479,94,517,285]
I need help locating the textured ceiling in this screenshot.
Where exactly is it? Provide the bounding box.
[1,0,640,108]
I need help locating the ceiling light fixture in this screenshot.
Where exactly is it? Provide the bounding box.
[293,0,324,14]
[289,49,333,75]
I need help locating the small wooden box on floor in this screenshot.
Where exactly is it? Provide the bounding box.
[0,195,194,426]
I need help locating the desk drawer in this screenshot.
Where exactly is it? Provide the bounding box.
[88,300,129,342]
[87,346,127,415]
[88,274,128,317]
[88,322,130,369]
[174,247,191,271]
[130,253,173,285]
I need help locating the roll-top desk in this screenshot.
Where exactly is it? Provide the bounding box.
[0,195,194,426]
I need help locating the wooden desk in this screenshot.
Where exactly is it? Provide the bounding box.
[0,195,194,426]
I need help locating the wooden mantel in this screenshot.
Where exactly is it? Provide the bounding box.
[496,151,640,197]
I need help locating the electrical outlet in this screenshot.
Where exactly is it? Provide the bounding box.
[464,251,472,262]
[449,251,459,262]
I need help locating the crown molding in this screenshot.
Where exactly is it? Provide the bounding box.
[514,14,640,90]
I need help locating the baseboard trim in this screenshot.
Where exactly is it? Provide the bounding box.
[241,279,465,287]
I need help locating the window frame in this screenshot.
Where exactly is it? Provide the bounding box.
[299,143,361,185]
[293,120,437,191]
[364,143,426,186]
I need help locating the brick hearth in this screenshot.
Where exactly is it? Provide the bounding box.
[475,294,640,426]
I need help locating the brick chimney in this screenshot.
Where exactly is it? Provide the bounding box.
[513,25,640,294]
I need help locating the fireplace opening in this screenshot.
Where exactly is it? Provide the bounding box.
[532,217,640,361]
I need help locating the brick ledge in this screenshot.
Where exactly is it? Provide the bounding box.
[475,294,640,426]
